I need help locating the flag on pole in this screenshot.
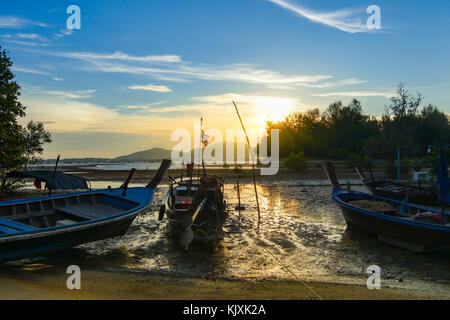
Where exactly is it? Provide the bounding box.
[33,179,42,190]
[201,129,210,147]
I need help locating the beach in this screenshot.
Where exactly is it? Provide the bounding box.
[1,166,449,300]
[0,268,440,300]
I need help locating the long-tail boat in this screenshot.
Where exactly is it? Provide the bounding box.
[0,159,171,262]
[324,161,450,252]
[159,163,227,250]
[355,165,438,205]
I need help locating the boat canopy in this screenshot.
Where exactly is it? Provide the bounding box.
[7,170,89,190]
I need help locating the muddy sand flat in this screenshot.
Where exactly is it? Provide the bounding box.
[0,270,438,300]
[1,167,448,300]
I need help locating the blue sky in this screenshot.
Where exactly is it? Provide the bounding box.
[1,0,449,158]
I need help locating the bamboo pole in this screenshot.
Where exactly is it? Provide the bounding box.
[48,155,60,195]
[198,117,203,178]
[233,101,261,230]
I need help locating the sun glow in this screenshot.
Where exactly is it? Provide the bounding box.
[254,97,297,124]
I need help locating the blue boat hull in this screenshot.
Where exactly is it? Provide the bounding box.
[0,159,171,262]
[332,189,450,251]
[0,187,155,262]
[339,205,450,250]
[0,210,138,262]
[324,161,450,251]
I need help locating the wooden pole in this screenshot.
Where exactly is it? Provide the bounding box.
[237,179,241,212]
[181,161,184,182]
[236,178,241,214]
[48,155,60,195]
[233,101,261,230]
[198,117,203,178]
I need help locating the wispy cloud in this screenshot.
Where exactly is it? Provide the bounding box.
[1,39,50,47]
[31,49,332,87]
[49,50,182,63]
[12,66,53,76]
[269,0,371,33]
[53,28,74,40]
[23,87,97,99]
[300,78,368,88]
[16,33,48,41]
[128,84,173,92]
[12,66,63,81]
[1,32,50,47]
[42,89,96,99]
[0,16,48,29]
[119,101,168,110]
[22,90,303,136]
[312,91,394,98]
[267,78,367,90]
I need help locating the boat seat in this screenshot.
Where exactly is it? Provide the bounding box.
[0,225,18,234]
[55,204,121,220]
[0,218,37,233]
[56,219,78,226]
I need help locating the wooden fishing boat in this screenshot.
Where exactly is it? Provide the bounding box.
[355,165,438,205]
[325,161,450,252]
[159,163,228,250]
[0,159,171,262]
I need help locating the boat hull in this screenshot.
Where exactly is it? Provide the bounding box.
[0,187,156,262]
[339,206,450,251]
[0,210,139,262]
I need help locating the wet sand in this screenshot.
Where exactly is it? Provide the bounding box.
[0,269,438,300]
[1,167,449,300]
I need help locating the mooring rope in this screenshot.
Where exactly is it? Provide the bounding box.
[229,209,324,300]
[258,243,324,300]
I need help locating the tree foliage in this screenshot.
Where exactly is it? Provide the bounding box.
[266,84,450,164]
[0,46,51,192]
[284,151,308,172]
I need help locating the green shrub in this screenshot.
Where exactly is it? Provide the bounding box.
[385,158,412,179]
[284,152,309,172]
[424,151,439,175]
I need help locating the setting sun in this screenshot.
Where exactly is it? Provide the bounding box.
[255,96,297,124]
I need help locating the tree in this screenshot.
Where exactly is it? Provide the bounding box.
[323,99,379,159]
[365,84,425,162]
[22,121,52,167]
[0,46,51,192]
[417,105,450,146]
[265,83,448,168]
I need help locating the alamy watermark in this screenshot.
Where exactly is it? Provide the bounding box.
[366,5,381,30]
[66,5,81,30]
[366,265,381,289]
[66,265,81,290]
[171,121,279,175]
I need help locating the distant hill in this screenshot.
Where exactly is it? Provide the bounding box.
[42,141,262,164]
[113,147,172,162]
[40,157,110,164]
